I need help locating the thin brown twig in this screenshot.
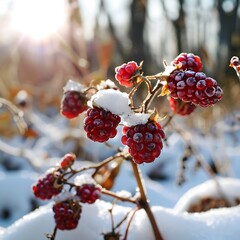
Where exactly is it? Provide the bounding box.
[130,160,164,240]
[122,207,140,240]
[101,189,136,204]
[141,80,163,113]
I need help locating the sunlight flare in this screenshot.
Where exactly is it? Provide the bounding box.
[11,0,66,41]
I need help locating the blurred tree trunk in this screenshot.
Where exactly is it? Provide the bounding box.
[160,0,187,54]
[129,0,149,63]
[172,0,187,53]
[217,0,239,71]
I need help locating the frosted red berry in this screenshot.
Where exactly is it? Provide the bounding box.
[115,61,139,87]
[84,107,121,142]
[169,97,196,116]
[60,153,76,170]
[61,91,88,119]
[32,173,63,200]
[230,56,240,71]
[53,200,81,230]
[167,70,223,107]
[76,184,102,204]
[172,52,203,72]
[121,121,165,164]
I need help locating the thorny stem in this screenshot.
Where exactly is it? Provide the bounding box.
[130,160,164,240]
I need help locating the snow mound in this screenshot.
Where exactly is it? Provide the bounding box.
[174,177,240,212]
[1,200,240,240]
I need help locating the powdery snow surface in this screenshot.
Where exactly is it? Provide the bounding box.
[1,200,240,240]
[175,177,240,212]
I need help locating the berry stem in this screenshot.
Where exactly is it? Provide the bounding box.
[141,80,163,113]
[130,160,164,240]
[46,225,57,240]
[64,153,126,180]
[128,80,144,109]
[101,189,136,204]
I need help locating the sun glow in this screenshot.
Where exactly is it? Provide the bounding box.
[11,0,66,41]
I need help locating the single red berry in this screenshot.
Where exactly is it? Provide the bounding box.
[230,56,240,67]
[230,56,240,71]
[60,153,76,170]
[61,91,88,119]
[76,184,102,204]
[84,107,121,142]
[169,97,197,116]
[53,200,81,230]
[172,52,203,72]
[115,61,139,87]
[32,173,63,200]
[121,121,165,164]
[167,69,223,107]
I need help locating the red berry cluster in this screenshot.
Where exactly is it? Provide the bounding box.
[167,70,223,107]
[32,173,63,200]
[171,52,203,72]
[76,183,102,204]
[121,121,165,164]
[167,53,223,108]
[115,61,139,87]
[84,107,121,142]
[53,200,81,230]
[169,97,196,116]
[61,91,88,119]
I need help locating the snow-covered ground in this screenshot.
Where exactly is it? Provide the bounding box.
[0,110,240,239]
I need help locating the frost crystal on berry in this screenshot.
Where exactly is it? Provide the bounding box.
[121,121,165,164]
[84,107,121,142]
[115,61,139,87]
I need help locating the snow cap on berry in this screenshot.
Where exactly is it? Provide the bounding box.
[88,89,131,116]
[74,173,96,186]
[63,80,85,93]
[122,112,151,127]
